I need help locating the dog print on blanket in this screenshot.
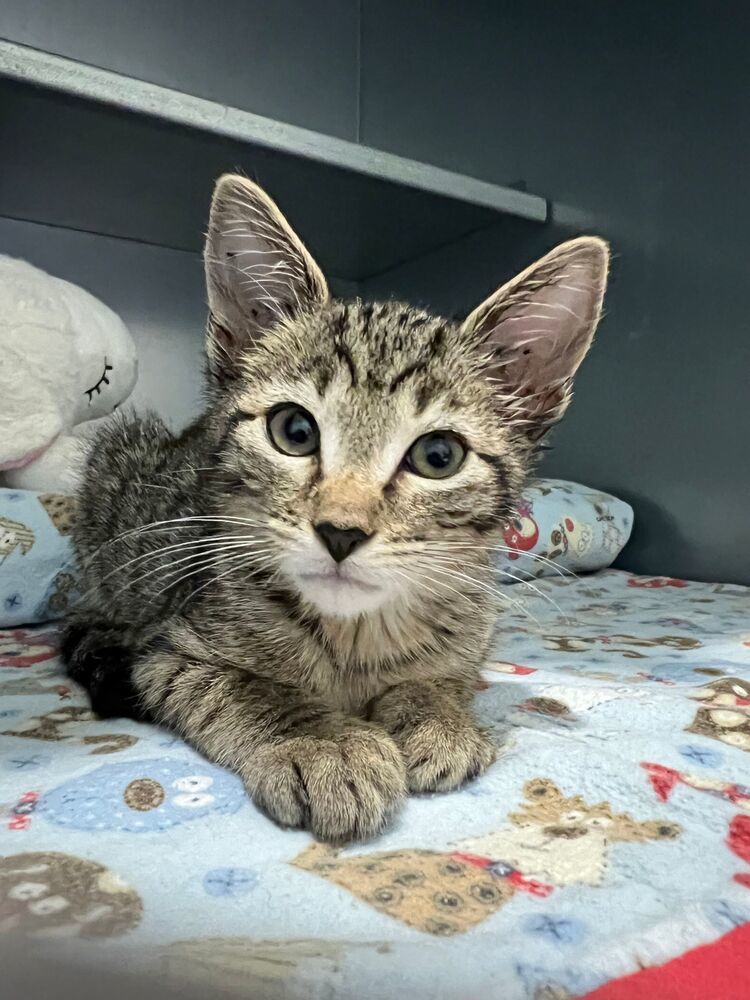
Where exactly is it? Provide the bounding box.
[686,677,750,752]
[292,779,680,936]
[0,851,142,937]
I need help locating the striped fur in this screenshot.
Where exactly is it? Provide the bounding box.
[64,175,608,841]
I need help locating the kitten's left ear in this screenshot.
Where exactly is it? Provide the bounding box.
[204,174,329,380]
[462,237,609,438]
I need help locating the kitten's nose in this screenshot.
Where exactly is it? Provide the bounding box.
[314,522,371,563]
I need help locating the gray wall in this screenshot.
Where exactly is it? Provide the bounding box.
[1,2,748,583]
[360,2,750,586]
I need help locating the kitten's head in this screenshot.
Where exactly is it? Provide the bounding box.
[204,175,608,619]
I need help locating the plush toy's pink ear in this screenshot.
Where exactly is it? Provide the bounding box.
[0,378,62,470]
[461,237,609,439]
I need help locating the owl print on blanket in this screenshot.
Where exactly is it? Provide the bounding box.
[37,757,246,832]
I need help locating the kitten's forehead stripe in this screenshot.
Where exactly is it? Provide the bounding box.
[388,362,427,394]
[311,357,333,396]
[229,296,533,507]
[334,341,358,387]
[231,410,257,423]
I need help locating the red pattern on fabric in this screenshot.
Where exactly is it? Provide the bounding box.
[450,851,493,869]
[506,870,553,897]
[642,762,681,801]
[728,815,750,865]
[0,629,59,668]
[448,852,553,897]
[581,921,750,1000]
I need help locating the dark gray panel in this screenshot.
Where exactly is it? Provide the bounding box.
[361,2,750,584]
[360,1,658,201]
[0,0,358,139]
[0,39,545,228]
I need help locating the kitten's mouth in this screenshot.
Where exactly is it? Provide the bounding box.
[298,570,380,594]
[289,559,392,617]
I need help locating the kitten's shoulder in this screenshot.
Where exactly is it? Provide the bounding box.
[74,411,206,561]
[84,410,178,480]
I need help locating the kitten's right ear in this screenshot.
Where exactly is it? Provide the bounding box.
[204,174,329,380]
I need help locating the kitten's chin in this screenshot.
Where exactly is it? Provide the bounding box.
[292,571,390,619]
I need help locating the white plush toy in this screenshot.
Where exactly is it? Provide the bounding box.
[0,255,138,492]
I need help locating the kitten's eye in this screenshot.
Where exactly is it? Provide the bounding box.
[406,432,466,479]
[267,404,319,457]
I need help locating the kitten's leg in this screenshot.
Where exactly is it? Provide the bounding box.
[367,680,495,793]
[132,647,406,842]
[62,623,150,722]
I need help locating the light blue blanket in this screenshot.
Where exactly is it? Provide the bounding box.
[1,569,749,998]
[0,490,78,625]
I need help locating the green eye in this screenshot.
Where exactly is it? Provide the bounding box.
[406,431,467,479]
[267,403,319,456]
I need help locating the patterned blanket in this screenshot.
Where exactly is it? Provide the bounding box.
[1,569,749,999]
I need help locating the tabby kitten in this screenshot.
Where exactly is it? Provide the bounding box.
[64,174,608,842]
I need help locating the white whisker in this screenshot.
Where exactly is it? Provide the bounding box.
[117,540,273,598]
[177,549,272,605]
[154,545,277,598]
[418,561,542,627]
[86,533,268,590]
[427,553,564,617]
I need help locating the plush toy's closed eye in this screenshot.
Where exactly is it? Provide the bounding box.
[0,254,137,491]
[84,358,113,403]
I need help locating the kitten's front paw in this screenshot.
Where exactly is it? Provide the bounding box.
[400,719,495,793]
[246,725,406,842]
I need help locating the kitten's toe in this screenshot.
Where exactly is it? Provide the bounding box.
[402,720,495,793]
[246,726,407,841]
[248,749,312,830]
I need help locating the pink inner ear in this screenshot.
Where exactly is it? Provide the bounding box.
[465,240,608,395]
[495,273,600,388]
[462,238,608,434]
